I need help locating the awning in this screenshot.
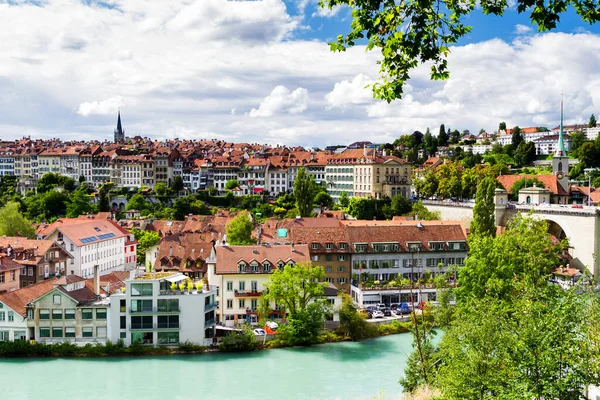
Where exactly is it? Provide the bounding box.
[253,188,264,194]
[165,273,187,283]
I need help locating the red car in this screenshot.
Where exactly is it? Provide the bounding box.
[571,205,583,209]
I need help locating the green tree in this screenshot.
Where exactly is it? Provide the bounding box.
[457,214,560,301]
[225,211,254,245]
[414,171,438,198]
[384,194,411,218]
[0,202,36,238]
[409,201,441,220]
[172,195,210,220]
[130,228,161,266]
[569,130,587,157]
[470,177,496,237]
[498,121,506,131]
[436,162,462,198]
[225,179,239,191]
[126,194,150,214]
[219,325,259,352]
[423,130,438,156]
[336,292,377,340]
[65,187,96,218]
[293,167,315,217]
[590,113,597,128]
[98,185,110,212]
[511,126,523,148]
[338,191,349,208]
[579,141,598,167]
[314,191,333,209]
[510,177,545,200]
[171,176,184,192]
[321,0,600,101]
[438,124,448,146]
[513,141,536,167]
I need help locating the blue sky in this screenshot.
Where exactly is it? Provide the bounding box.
[0,0,599,146]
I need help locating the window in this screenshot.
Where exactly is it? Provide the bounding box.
[355,244,368,253]
[338,243,348,250]
[8,311,13,322]
[251,281,258,293]
[96,309,107,320]
[40,328,51,338]
[120,332,127,339]
[10,271,15,281]
[337,266,346,273]
[52,309,63,320]
[65,327,75,338]
[239,299,245,309]
[131,283,153,296]
[82,327,93,338]
[97,327,107,338]
[0,331,8,342]
[131,316,153,329]
[120,299,126,313]
[226,299,233,309]
[158,331,179,345]
[251,299,257,310]
[310,243,320,250]
[239,281,245,291]
[324,243,333,250]
[238,262,247,273]
[82,308,93,320]
[157,315,179,328]
[130,299,153,313]
[157,299,179,312]
[277,261,285,271]
[262,262,271,273]
[311,255,320,262]
[64,309,75,320]
[325,266,332,273]
[28,267,34,276]
[250,262,259,273]
[39,309,50,320]
[52,328,63,338]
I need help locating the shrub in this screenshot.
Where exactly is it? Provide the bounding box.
[219,326,259,352]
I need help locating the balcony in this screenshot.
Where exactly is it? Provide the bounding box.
[234,290,262,297]
[205,318,216,328]
[129,307,155,314]
[157,307,181,313]
[129,323,155,330]
[204,302,218,312]
[157,323,181,330]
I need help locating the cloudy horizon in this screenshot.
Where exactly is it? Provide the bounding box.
[1,0,599,147]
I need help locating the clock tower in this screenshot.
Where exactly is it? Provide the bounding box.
[552,98,569,191]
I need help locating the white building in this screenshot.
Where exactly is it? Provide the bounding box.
[108,271,217,346]
[208,244,310,327]
[42,219,132,279]
[583,126,600,141]
[0,152,15,177]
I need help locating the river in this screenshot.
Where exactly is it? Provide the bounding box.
[2,334,414,400]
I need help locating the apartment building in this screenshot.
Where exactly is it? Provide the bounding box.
[0,151,15,177]
[0,256,22,294]
[326,148,411,201]
[42,219,130,278]
[239,158,267,195]
[26,274,110,344]
[38,149,61,175]
[208,244,310,326]
[0,237,73,287]
[108,271,217,346]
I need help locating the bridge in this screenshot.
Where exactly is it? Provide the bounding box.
[421,200,600,275]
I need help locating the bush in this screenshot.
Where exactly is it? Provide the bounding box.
[219,326,259,352]
[178,341,208,353]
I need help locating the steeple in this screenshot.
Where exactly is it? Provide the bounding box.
[114,110,125,143]
[554,96,568,158]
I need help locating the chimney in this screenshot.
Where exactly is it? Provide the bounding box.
[363,144,367,157]
[169,246,173,257]
[93,264,100,295]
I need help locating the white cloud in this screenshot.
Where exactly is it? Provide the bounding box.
[312,4,343,18]
[249,86,309,117]
[515,24,533,35]
[325,74,375,108]
[77,96,124,116]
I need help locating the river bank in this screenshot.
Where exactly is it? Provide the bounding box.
[0,319,412,358]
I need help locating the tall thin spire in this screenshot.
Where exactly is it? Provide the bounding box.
[116,110,122,133]
[114,109,125,143]
[554,95,567,158]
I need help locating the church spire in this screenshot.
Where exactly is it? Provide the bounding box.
[554,96,567,158]
[114,110,125,143]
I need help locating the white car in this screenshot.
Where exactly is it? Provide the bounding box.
[372,310,384,318]
[253,328,267,335]
[265,321,279,330]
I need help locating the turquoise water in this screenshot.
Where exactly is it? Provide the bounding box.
[1,334,414,400]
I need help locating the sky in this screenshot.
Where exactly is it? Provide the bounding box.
[1,0,600,147]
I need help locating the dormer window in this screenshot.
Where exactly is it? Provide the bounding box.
[238,262,247,273]
[338,243,348,250]
[324,243,333,250]
[262,262,271,273]
[287,260,295,266]
[250,262,259,273]
[310,243,320,250]
[277,261,285,271]
[355,244,368,253]
[407,242,422,252]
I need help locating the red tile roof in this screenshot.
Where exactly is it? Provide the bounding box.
[215,244,310,274]
[497,174,569,196]
[0,278,58,316]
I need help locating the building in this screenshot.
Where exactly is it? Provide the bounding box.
[0,237,73,287]
[148,234,214,279]
[41,219,130,278]
[208,244,310,327]
[342,220,467,308]
[0,256,22,294]
[108,271,217,346]
[26,273,110,344]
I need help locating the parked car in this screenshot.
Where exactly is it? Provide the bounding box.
[377,303,387,310]
[383,308,392,317]
[390,303,399,310]
[372,310,384,318]
[572,204,583,209]
[265,321,279,330]
[417,302,428,310]
[253,328,266,335]
[397,302,412,314]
